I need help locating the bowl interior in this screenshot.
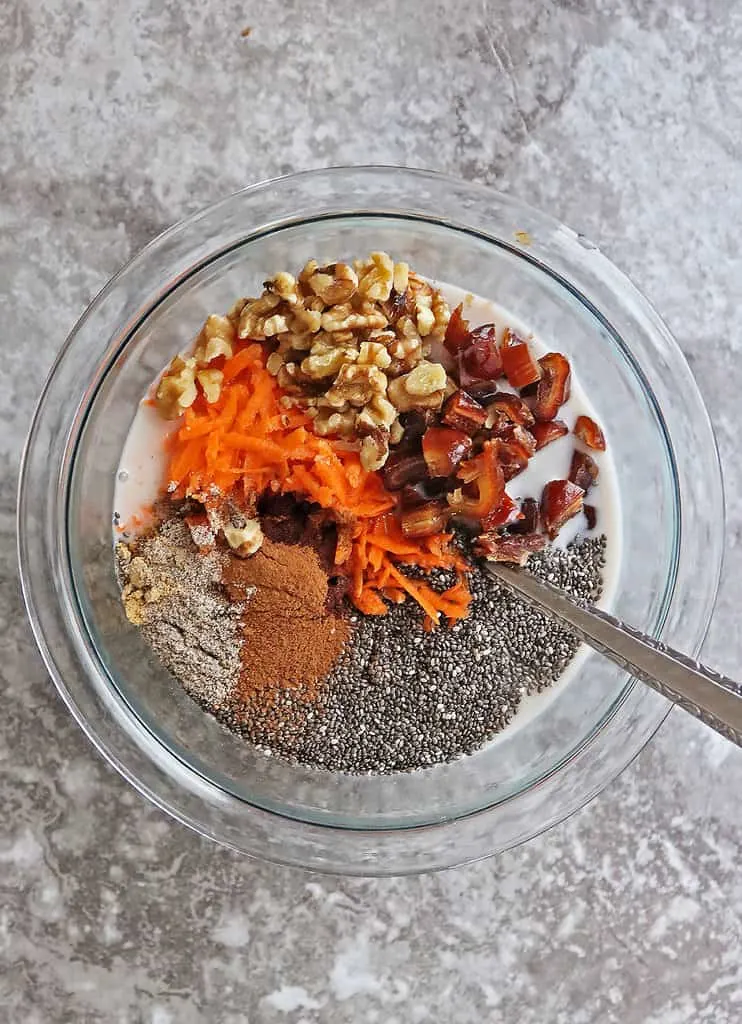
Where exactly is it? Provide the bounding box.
[66,214,679,829]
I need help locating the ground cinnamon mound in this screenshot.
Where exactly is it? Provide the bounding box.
[223,538,350,699]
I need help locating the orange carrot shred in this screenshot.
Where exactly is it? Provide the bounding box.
[163,344,472,625]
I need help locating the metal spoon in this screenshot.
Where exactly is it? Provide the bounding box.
[485,562,742,747]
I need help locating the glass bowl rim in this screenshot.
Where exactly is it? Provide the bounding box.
[17,166,725,873]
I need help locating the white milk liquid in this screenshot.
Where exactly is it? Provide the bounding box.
[114,283,622,738]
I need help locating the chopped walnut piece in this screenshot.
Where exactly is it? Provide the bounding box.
[222,519,264,557]
[196,368,223,404]
[416,303,436,337]
[357,393,397,431]
[290,305,323,335]
[194,314,236,364]
[357,341,392,369]
[387,363,447,413]
[261,313,290,337]
[393,262,409,294]
[325,363,388,408]
[357,251,394,302]
[264,271,299,305]
[307,262,358,305]
[388,316,423,374]
[429,290,451,341]
[320,303,388,333]
[359,428,389,471]
[155,356,198,418]
[312,407,357,437]
[403,360,447,397]
[301,346,358,380]
[237,292,282,339]
[277,362,314,394]
[226,297,249,323]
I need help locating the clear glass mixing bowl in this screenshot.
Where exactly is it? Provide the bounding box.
[18,167,723,874]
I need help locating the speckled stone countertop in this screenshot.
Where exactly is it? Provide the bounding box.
[3,2,742,1021]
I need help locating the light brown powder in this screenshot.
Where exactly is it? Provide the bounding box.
[223,538,349,701]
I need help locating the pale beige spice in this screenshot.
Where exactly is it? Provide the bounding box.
[117,516,250,707]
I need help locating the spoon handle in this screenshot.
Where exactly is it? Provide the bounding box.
[488,563,742,747]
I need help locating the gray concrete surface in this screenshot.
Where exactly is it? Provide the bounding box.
[3,1,742,1021]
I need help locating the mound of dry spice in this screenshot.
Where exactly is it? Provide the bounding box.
[117,505,350,727]
[116,251,611,771]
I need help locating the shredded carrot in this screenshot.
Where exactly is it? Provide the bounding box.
[163,342,472,624]
[385,563,442,625]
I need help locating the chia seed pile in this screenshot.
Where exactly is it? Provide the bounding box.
[214,535,606,773]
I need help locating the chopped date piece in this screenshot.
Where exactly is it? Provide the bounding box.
[508,497,540,535]
[398,409,436,449]
[442,389,487,433]
[534,352,571,422]
[481,492,521,531]
[448,441,505,521]
[382,451,429,490]
[400,500,450,538]
[569,449,600,492]
[461,325,503,381]
[574,414,606,451]
[444,303,471,352]
[502,326,527,348]
[422,426,473,477]
[485,392,535,431]
[496,442,529,481]
[475,531,546,566]
[532,419,569,450]
[501,342,541,389]
[399,479,447,508]
[584,504,598,530]
[505,424,537,457]
[465,379,502,404]
[541,479,585,539]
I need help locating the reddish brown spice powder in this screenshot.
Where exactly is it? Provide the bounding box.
[222,538,350,704]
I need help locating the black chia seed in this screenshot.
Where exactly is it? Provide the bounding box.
[218,534,606,774]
